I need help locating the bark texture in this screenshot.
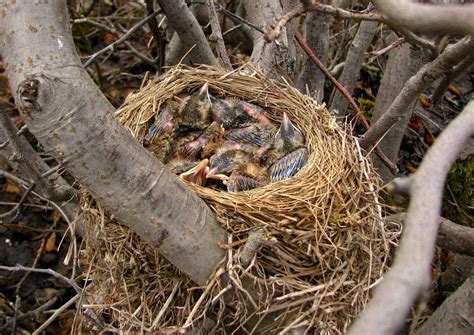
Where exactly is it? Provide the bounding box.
[329,20,378,115]
[243,0,287,77]
[350,100,474,334]
[0,2,225,285]
[371,39,429,182]
[298,8,331,101]
[360,37,474,150]
[158,0,218,66]
[416,275,474,335]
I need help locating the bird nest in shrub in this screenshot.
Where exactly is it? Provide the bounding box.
[76,65,398,334]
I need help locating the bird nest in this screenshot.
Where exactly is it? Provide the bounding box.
[76,65,398,334]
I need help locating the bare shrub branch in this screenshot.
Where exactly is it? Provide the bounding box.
[373,0,474,36]
[349,100,474,334]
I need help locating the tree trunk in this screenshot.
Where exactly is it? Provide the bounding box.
[371,36,429,182]
[0,1,225,286]
[329,20,378,116]
[416,274,474,335]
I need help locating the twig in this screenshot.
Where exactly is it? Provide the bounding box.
[82,9,161,67]
[0,297,58,332]
[349,100,474,334]
[431,55,474,105]
[295,32,369,129]
[368,37,405,63]
[144,0,165,72]
[264,4,306,42]
[215,2,265,34]
[0,183,35,220]
[0,264,81,293]
[33,294,79,335]
[295,31,398,172]
[207,0,232,69]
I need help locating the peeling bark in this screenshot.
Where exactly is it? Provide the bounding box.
[0,2,225,285]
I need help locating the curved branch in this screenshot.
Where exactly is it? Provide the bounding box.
[349,100,474,334]
[0,1,225,285]
[373,0,474,36]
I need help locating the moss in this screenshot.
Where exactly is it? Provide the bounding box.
[442,157,473,227]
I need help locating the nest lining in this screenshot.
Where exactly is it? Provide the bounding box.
[76,65,398,334]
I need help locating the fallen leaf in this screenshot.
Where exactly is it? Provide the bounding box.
[44,233,57,253]
[418,95,432,108]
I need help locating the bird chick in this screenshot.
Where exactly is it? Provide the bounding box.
[206,143,247,180]
[177,83,212,130]
[144,101,179,145]
[167,158,209,186]
[207,143,270,192]
[262,112,308,182]
[224,123,275,147]
[211,98,275,130]
[225,161,270,192]
[181,122,225,159]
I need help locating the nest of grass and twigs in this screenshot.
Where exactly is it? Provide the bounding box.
[76,65,399,334]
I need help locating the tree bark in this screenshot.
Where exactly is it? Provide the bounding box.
[243,0,288,78]
[297,3,331,101]
[158,0,218,66]
[359,37,474,150]
[329,20,378,115]
[370,37,429,182]
[0,1,226,286]
[416,275,474,335]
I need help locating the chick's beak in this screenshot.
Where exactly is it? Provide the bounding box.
[206,167,229,181]
[179,159,209,186]
[198,82,210,98]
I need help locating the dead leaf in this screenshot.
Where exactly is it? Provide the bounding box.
[44,233,57,253]
[4,180,22,195]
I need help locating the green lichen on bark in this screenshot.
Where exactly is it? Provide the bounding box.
[442,157,473,227]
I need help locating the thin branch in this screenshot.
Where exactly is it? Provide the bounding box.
[431,55,474,105]
[207,0,233,69]
[32,294,79,335]
[265,4,305,42]
[359,37,474,150]
[144,0,165,72]
[349,100,474,334]
[294,31,398,172]
[0,183,35,220]
[215,2,265,34]
[82,9,161,67]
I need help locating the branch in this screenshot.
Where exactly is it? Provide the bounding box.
[349,100,474,334]
[265,1,384,42]
[386,213,474,257]
[359,37,474,150]
[294,31,398,172]
[207,0,232,69]
[373,0,474,36]
[1,1,225,285]
[82,9,161,67]
[157,0,218,66]
[431,55,474,105]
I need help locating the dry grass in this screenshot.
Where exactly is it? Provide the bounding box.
[76,65,399,334]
